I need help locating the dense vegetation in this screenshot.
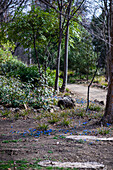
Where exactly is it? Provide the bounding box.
[0,0,107,109]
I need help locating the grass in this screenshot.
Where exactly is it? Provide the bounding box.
[36,123,49,131]
[48,117,60,124]
[2,139,22,143]
[60,119,70,127]
[97,127,110,135]
[88,104,102,112]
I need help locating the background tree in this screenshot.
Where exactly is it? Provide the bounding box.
[3,7,58,76]
[39,0,86,92]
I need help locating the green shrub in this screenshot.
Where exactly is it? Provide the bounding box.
[0,59,41,84]
[0,76,54,108]
[46,68,63,87]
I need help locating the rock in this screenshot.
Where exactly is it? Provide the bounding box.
[94,99,104,105]
[14,108,20,112]
[99,101,104,105]
[38,160,105,169]
[58,96,75,109]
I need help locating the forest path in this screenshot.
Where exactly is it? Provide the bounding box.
[67,84,107,104]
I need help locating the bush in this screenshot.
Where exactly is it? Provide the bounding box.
[0,59,41,83]
[46,68,63,87]
[0,76,54,108]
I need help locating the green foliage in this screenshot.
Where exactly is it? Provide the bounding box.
[60,119,70,127]
[48,117,59,124]
[46,68,63,87]
[0,76,54,108]
[2,139,22,143]
[68,28,97,80]
[0,57,41,84]
[0,43,15,64]
[97,127,110,135]
[89,104,102,112]
[36,124,49,131]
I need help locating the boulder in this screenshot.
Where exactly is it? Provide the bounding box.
[58,96,75,109]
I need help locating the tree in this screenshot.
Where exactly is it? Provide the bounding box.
[0,0,28,23]
[3,6,58,75]
[101,0,113,124]
[39,0,86,92]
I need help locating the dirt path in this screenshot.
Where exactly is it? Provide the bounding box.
[67,84,107,104]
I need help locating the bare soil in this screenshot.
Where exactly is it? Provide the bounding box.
[67,84,107,104]
[0,84,113,170]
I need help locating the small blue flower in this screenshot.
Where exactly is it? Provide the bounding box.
[11,126,13,128]
[107,123,111,127]
[33,129,36,132]
[49,129,52,132]
[83,122,87,125]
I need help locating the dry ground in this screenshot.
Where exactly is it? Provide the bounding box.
[0,85,113,170]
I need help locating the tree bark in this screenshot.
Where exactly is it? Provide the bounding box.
[55,6,62,91]
[101,0,113,124]
[60,19,69,92]
[60,0,72,92]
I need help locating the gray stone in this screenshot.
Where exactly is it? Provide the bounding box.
[38,160,105,169]
[66,135,113,141]
[58,96,75,109]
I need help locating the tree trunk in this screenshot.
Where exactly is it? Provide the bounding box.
[60,19,69,92]
[101,0,113,124]
[55,11,62,91]
[60,0,72,92]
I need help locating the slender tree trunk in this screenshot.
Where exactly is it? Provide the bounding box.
[55,11,62,91]
[60,19,69,92]
[86,66,98,111]
[60,0,72,92]
[101,0,113,124]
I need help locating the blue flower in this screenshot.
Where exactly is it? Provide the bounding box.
[49,129,52,132]
[107,123,111,127]
[83,122,87,125]
[83,130,87,132]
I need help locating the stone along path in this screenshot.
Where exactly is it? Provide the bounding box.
[67,84,107,104]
